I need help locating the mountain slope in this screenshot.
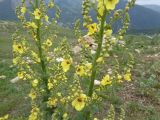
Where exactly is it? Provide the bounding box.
[129,5,160,29]
[0,0,16,20]
[1,0,160,31]
[143,5,160,13]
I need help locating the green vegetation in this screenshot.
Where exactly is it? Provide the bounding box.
[0,22,160,119]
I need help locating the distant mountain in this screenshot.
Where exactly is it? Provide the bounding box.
[54,0,82,26]
[129,5,160,30]
[1,0,160,32]
[0,0,17,20]
[143,5,160,13]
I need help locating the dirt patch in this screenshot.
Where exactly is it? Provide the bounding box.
[143,53,160,61]
[118,82,160,106]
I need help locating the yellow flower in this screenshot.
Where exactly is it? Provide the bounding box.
[63,113,68,119]
[94,118,98,120]
[85,63,92,72]
[26,22,38,29]
[125,6,130,12]
[60,98,66,104]
[0,114,9,120]
[13,57,19,65]
[96,57,104,63]
[47,97,58,107]
[119,36,123,40]
[45,39,52,47]
[87,23,97,35]
[105,29,113,37]
[72,94,87,111]
[101,74,112,86]
[29,90,37,100]
[25,74,31,80]
[29,107,39,120]
[45,15,49,22]
[104,0,119,10]
[48,82,53,90]
[86,62,92,69]
[32,79,39,87]
[61,59,72,72]
[124,73,131,81]
[57,92,62,97]
[97,0,105,16]
[117,74,122,79]
[13,43,24,54]
[48,1,54,8]
[76,65,85,76]
[21,6,26,14]
[33,9,42,20]
[117,74,123,83]
[17,71,26,79]
[31,51,40,63]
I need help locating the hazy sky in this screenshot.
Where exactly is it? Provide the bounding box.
[136,0,160,5]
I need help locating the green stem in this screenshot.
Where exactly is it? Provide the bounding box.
[88,11,106,97]
[35,0,49,98]
[34,0,52,119]
[37,17,49,95]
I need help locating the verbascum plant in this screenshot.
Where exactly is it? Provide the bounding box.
[118,107,125,120]
[105,104,115,120]
[12,0,135,119]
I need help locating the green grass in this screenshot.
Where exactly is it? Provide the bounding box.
[0,21,76,119]
[123,35,160,120]
[0,22,160,119]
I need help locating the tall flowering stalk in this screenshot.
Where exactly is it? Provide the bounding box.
[88,4,107,97]
[34,0,52,119]
[12,0,136,119]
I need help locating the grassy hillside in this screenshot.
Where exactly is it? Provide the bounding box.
[0,22,160,119]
